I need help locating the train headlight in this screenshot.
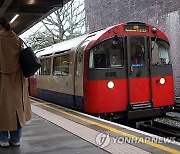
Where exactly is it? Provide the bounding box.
[108,81,114,89]
[160,77,166,85]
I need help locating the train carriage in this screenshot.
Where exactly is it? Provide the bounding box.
[29,22,174,120]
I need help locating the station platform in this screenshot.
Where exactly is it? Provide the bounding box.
[1,98,180,154]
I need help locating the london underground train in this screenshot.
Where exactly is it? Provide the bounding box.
[29,22,174,120]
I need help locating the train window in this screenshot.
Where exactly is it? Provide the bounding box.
[53,55,69,76]
[152,38,170,65]
[89,37,124,68]
[130,37,145,67]
[40,58,51,75]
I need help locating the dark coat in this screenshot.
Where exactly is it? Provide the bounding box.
[0,31,32,131]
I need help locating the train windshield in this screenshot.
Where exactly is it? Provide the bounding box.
[89,37,124,68]
[130,37,145,67]
[152,38,171,65]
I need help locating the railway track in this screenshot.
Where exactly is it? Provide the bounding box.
[137,98,180,141]
[139,116,180,142]
[174,97,180,112]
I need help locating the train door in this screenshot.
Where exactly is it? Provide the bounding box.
[74,41,88,110]
[127,36,151,109]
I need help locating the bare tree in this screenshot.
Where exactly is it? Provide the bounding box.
[27,31,58,50]
[26,0,85,50]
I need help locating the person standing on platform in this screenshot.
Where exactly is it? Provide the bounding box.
[0,16,32,147]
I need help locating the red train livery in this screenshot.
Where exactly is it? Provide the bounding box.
[29,22,174,120]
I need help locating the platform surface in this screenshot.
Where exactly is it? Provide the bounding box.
[0,98,180,154]
[0,112,108,154]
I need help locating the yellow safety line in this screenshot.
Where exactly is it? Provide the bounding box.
[31,99,180,154]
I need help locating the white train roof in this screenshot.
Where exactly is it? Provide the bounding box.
[36,34,88,57]
[35,26,113,58]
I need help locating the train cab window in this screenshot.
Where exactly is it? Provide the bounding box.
[89,37,124,68]
[130,37,145,67]
[152,38,170,65]
[40,58,51,75]
[53,55,69,76]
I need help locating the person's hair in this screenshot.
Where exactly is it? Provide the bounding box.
[0,16,11,31]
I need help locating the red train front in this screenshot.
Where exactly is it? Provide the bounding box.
[83,22,174,119]
[30,22,174,120]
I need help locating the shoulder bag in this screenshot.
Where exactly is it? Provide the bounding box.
[19,39,41,78]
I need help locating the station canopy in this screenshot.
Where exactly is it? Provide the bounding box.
[0,0,70,35]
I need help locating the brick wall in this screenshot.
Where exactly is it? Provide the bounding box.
[84,0,180,97]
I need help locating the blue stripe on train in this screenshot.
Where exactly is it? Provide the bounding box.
[37,88,84,110]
